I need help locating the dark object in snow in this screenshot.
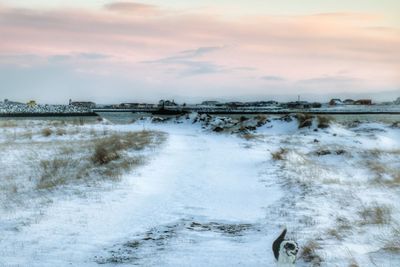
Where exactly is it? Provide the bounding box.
[273,228,287,260]
[272,228,299,265]
[151,116,167,123]
[314,139,320,143]
[213,126,224,132]
[316,149,346,156]
[336,149,346,155]
[279,115,293,122]
[316,150,332,156]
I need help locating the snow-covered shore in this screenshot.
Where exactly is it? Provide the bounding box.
[1,115,400,266]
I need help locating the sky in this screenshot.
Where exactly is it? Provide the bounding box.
[0,1,399,104]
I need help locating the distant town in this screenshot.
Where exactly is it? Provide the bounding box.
[1,97,400,116]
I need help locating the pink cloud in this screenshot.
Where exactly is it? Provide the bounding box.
[104,1,161,16]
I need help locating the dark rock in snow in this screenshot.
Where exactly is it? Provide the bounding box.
[279,115,293,122]
[213,127,224,132]
[316,150,332,156]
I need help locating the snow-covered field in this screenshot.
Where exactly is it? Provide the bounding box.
[1,114,400,266]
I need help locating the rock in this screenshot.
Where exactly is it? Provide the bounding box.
[335,149,346,155]
[245,126,257,131]
[279,115,293,122]
[151,116,166,123]
[213,126,224,132]
[316,149,346,156]
[316,150,332,156]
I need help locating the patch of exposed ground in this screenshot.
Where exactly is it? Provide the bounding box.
[95,219,256,265]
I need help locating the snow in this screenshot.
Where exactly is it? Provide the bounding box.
[1,115,400,266]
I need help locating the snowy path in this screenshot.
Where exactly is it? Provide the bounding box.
[1,126,283,266]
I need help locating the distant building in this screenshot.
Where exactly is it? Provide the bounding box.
[264,101,279,106]
[158,100,178,107]
[354,99,372,105]
[118,103,134,108]
[4,99,23,105]
[70,101,96,109]
[311,102,322,108]
[343,99,355,105]
[329,99,343,106]
[243,101,279,107]
[137,103,150,109]
[226,102,245,108]
[286,101,314,109]
[201,101,220,106]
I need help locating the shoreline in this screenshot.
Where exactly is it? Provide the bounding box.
[2,110,400,118]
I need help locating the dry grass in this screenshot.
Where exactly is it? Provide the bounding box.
[0,120,18,128]
[51,120,66,127]
[37,158,75,189]
[327,228,343,240]
[300,240,323,265]
[317,115,333,129]
[72,118,85,126]
[321,178,341,184]
[336,216,353,231]
[296,113,314,128]
[255,114,268,123]
[358,204,392,225]
[368,161,400,186]
[326,216,353,241]
[241,133,261,141]
[381,226,400,253]
[348,259,360,267]
[56,128,67,136]
[271,148,288,160]
[37,131,166,189]
[98,157,143,179]
[21,130,33,139]
[93,144,120,165]
[41,127,53,137]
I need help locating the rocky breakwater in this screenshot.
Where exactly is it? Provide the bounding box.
[0,102,95,116]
